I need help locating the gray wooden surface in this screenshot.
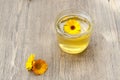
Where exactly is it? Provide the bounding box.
[0,0,120,80]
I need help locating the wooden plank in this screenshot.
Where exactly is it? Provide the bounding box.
[0,0,120,80]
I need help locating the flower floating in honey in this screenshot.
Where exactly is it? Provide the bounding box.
[64,19,81,35]
[25,54,48,75]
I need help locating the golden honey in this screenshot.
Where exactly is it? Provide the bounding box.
[55,11,92,54]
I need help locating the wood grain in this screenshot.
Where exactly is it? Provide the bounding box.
[0,0,120,80]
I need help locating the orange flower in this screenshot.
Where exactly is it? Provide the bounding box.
[32,59,48,75]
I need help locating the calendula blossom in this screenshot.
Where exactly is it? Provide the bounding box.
[64,19,81,35]
[25,54,35,70]
[32,59,48,75]
[25,54,48,75]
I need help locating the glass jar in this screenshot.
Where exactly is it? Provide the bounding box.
[55,9,93,54]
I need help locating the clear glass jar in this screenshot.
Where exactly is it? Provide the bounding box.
[55,9,93,54]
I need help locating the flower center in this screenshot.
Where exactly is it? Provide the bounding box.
[70,25,75,30]
[35,63,41,69]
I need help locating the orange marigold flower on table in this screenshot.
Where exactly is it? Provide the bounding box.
[32,59,48,75]
[25,54,48,75]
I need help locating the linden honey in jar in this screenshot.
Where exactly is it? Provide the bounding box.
[55,10,93,54]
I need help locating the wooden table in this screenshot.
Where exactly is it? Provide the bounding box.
[0,0,120,80]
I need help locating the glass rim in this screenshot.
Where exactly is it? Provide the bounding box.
[55,9,93,38]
